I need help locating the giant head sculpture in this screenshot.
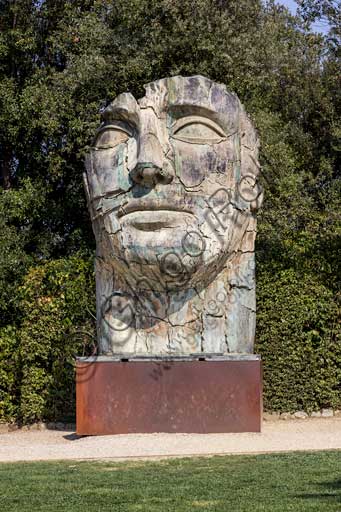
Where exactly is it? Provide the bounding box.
[84,76,262,355]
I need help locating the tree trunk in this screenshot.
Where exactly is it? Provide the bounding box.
[1,146,12,190]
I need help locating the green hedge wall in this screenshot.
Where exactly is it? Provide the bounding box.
[256,269,340,413]
[0,256,95,423]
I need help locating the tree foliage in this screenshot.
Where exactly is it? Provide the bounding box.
[0,0,340,421]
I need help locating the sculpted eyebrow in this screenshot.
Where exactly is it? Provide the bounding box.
[102,106,139,129]
[168,104,224,129]
[96,122,133,136]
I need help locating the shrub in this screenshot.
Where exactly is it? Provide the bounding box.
[256,268,341,412]
[0,255,95,423]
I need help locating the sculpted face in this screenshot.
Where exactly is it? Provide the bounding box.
[85,76,260,291]
[85,76,262,355]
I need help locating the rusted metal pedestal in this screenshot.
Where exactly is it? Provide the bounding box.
[76,355,262,435]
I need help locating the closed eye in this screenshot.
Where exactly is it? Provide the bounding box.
[171,116,226,144]
[93,123,133,149]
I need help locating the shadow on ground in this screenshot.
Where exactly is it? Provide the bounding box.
[63,433,86,441]
[297,478,341,503]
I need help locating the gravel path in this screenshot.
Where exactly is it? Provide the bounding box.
[0,418,340,462]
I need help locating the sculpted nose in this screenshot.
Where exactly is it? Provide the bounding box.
[131,162,173,186]
[130,134,173,186]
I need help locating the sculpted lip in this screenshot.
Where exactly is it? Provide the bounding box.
[120,210,193,231]
[117,203,194,218]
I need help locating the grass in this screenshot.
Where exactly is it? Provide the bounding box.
[0,451,340,511]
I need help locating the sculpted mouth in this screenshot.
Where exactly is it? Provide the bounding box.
[118,208,195,231]
[118,203,193,218]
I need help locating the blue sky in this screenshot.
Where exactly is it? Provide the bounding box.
[280,0,298,12]
[278,0,330,34]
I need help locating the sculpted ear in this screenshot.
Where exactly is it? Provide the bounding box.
[239,108,263,212]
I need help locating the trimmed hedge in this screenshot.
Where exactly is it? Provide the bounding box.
[0,256,95,423]
[256,269,340,413]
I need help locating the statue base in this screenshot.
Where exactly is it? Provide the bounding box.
[76,355,262,435]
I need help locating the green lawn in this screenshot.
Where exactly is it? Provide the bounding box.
[0,451,340,511]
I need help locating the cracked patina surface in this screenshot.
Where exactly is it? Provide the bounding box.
[84,75,263,355]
